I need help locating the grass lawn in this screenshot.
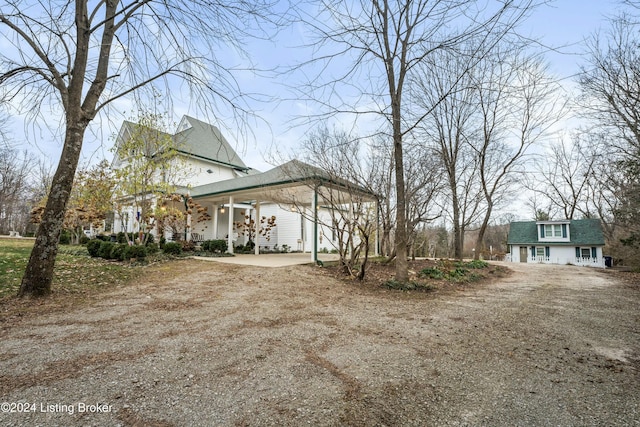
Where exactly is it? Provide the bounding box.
[0,238,141,298]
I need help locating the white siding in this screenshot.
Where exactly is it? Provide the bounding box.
[178,157,237,187]
[510,244,604,267]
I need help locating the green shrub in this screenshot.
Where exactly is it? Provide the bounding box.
[116,232,128,244]
[87,239,102,257]
[79,235,90,245]
[59,231,71,245]
[125,245,148,260]
[163,241,182,255]
[98,241,115,259]
[201,239,227,253]
[146,243,159,254]
[110,243,129,261]
[447,267,469,279]
[420,267,444,279]
[159,236,166,248]
[457,259,488,269]
[144,233,155,244]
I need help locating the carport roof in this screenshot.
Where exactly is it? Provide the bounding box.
[189,159,377,202]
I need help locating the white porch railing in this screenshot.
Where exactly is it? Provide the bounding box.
[526,256,604,267]
[528,256,551,263]
[574,257,604,267]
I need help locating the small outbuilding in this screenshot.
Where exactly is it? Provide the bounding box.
[507,219,606,267]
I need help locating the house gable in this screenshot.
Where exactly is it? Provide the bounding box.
[173,116,248,171]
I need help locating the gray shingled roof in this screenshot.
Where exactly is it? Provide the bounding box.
[173,116,247,169]
[190,159,377,200]
[507,219,605,246]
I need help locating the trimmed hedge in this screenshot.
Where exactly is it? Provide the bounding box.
[125,245,148,259]
[110,243,129,261]
[163,242,182,255]
[98,241,115,259]
[86,239,148,261]
[87,239,102,257]
[201,239,227,253]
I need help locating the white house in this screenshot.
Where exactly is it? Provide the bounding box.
[111,115,378,261]
[506,219,606,267]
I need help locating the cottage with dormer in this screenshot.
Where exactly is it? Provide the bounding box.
[507,219,605,267]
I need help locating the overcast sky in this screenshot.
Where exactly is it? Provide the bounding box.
[4,0,620,174]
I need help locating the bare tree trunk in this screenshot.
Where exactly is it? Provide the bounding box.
[451,187,464,260]
[393,110,409,282]
[475,203,493,260]
[19,124,84,296]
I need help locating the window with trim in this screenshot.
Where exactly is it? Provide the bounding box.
[536,247,545,257]
[544,224,563,237]
[581,248,591,258]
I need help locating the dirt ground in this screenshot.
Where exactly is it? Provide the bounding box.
[1,260,638,426]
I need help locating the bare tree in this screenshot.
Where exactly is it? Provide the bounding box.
[526,137,598,220]
[1,0,280,296]
[471,48,562,259]
[296,126,378,280]
[296,0,540,280]
[0,147,35,235]
[367,140,396,258]
[367,137,444,260]
[578,7,640,262]
[404,142,444,259]
[415,44,485,260]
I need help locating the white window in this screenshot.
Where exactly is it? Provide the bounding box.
[581,248,591,258]
[544,224,563,237]
[536,247,545,257]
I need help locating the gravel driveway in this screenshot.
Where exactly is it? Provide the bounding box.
[1,260,638,426]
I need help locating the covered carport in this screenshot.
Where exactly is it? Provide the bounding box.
[188,159,379,263]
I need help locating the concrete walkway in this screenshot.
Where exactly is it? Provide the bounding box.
[191,252,340,267]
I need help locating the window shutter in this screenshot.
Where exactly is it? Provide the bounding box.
[562,223,568,238]
[545,246,550,258]
[540,225,545,238]
[531,246,535,257]
[575,247,580,258]
[591,247,597,258]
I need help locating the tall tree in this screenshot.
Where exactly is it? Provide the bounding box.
[297,0,540,280]
[1,0,279,296]
[471,49,561,259]
[578,5,640,264]
[415,43,484,260]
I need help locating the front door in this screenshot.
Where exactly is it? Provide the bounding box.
[519,246,528,263]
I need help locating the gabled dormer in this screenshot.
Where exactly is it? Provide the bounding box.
[536,220,571,242]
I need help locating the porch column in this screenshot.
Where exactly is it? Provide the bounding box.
[227,196,234,254]
[312,187,318,263]
[254,200,260,255]
[186,213,192,241]
[212,204,219,239]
